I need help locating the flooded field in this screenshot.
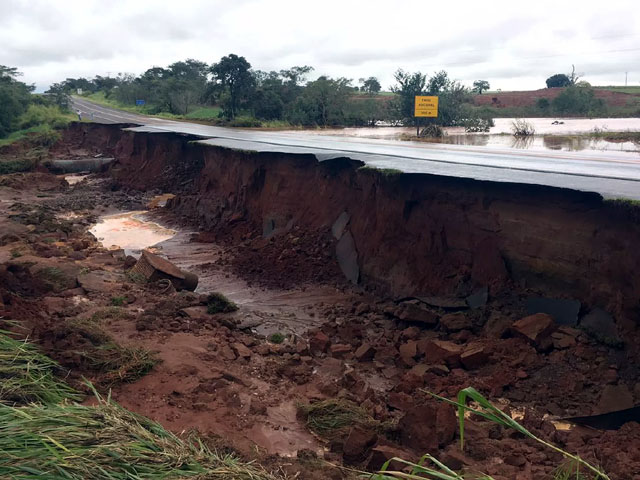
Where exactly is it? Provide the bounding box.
[286,117,640,154]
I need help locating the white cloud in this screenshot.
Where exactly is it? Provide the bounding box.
[0,0,638,91]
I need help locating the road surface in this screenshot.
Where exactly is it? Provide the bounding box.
[72,97,640,200]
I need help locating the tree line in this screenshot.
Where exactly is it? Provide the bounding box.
[49,54,495,128]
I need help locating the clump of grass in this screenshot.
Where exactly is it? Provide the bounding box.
[268,332,285,344]
[126,270,148,284]
[0,330,82,405]
[0,388,277,480]
[297,398,382,439]
[358,166,403,177]
[35,266,70,291]
[10,248,22,258]
[207,292,239,314]
[111,296,125,306]
[63,316,155,387]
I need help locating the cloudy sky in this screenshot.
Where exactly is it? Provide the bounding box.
[1,0,638,92]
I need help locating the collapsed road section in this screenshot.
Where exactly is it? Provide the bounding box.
[2,122,640,478]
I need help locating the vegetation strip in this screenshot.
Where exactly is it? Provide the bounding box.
[0,330,82,405]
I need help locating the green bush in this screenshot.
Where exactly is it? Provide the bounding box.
[227,115,262,127]
[18,104,71,130]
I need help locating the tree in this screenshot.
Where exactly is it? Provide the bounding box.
[360,77,381,95]
[45,82,71,109]
[551,86,605,116]
[288,76,352,126]
[211,54,254,118]
[546,74,571,88]
[279,65,313,86]
[390,69,426,125]
[473,80,490,94]
[568,64,581,86]
[0,66,33,137]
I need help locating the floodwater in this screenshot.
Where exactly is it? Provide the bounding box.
[89,211,176,256]
[286,117,640,154]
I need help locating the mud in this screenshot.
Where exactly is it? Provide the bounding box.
[2,127,640,479]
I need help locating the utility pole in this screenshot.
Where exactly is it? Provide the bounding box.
[625,72,628,87]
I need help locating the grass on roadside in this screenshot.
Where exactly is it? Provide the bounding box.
[0,330,82,406]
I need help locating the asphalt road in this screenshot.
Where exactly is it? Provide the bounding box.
[72,97,640,200]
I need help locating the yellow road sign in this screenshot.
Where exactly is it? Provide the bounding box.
[414,96,438,117]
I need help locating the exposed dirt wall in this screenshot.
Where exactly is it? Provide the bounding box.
[62,123,640,323]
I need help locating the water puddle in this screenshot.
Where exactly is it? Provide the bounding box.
[64,173,90,185]
[89,211,176,256]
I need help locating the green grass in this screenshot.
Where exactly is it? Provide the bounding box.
[358,165,403,177]
[206,293,239,314]
[267,333,285,344]
[595,86,640,95]
[35,266,70,292]
[0,387,277,480]
[0,124,61,148]
[184,106,222,120]
[0,330,277,479]
[111,296,126,307]
[0,330,82,406]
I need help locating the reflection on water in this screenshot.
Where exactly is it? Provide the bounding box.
[89,211,176,256]
[419,133,639,154]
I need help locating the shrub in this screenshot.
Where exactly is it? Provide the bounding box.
[228,116,262,128]
[206,292,239,314]
[18,104,70,130]
[511,118,535,136]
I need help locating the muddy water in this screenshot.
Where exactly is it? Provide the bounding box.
[90,210,350,457]
[285,118,640,154]
[89,211,176,256]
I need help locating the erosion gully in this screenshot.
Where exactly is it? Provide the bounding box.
[2,122,640,479]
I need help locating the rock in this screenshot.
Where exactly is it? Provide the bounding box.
[387,392,414,411]
[398,341,417,362]
[68,251,86,260]
[330,344,352,358]
[331,211,351,240]
[511,313,556,348]
[525,297,580,326]
[440,313,472,332]
[343,426,377,464]
[460,345,489,370]
[466,287,488,309]
[335,231,359,284]
[551,328,578,349]
[42,296,66,314]
[179,306,209,319]
[123,255,137,269]
[77,270,122,293]
[367,445,411,471]
[419,339,462,367]
[484,312,513,338]
[398,403,457,451]
[309,331,331,355]
[396,303,438,325]
[401,326,420,340]
[596,384,634,414]
[580,308,622,347]
[416,296,467,310]
[354,343,376,361]
[232,343,252,359]
[130,250,198,291]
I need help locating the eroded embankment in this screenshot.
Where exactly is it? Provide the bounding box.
[61,123,640,324]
